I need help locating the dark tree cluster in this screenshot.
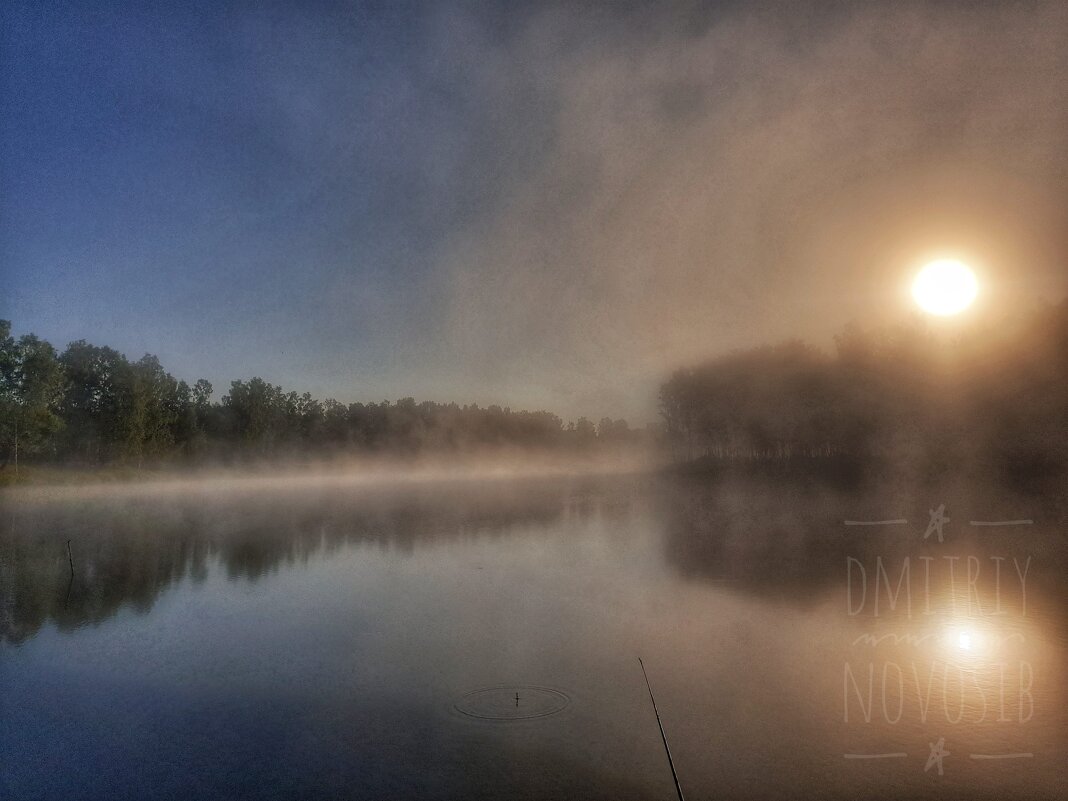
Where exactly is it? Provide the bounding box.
[659,301,1068,474]
[0,321,638,469]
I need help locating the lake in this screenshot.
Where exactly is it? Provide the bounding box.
[2,470,1065,799]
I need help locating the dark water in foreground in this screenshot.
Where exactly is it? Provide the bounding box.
[1,472,1066,800]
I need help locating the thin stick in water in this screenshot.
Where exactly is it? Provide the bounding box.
[639,657,686,801]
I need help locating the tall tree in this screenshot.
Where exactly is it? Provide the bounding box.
[0,321,66,471]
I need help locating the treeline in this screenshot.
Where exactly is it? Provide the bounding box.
[0,321,639,468]
[659,301,1068,474]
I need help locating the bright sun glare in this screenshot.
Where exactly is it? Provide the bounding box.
[912,259,978,316]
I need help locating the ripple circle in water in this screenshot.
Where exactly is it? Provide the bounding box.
[455,686,571,721]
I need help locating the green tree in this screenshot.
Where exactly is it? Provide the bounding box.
[59,340,128,461]
[0,321,66,471]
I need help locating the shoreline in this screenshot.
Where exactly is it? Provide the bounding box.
[0,454,657,503]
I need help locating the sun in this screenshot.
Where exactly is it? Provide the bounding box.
[912,259,978,316]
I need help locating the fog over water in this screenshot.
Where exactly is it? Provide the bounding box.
[2,472,1065,799]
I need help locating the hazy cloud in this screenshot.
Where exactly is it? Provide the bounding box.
[429,1,1067,418]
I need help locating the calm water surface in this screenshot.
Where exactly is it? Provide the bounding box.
[1,472,1065,799]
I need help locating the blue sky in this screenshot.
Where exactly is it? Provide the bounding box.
[3,2,1066,421]
[3,2,522,396]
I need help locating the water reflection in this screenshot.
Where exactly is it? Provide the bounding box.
[1,471,1065,800]
[661,471,1067,615]
[1,477,598,644]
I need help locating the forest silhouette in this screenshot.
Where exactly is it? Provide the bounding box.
[2,299,1065,476]
[0,321,636,469]
[659,300,1067,480]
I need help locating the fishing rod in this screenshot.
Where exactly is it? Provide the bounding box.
[638,657,686,801]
